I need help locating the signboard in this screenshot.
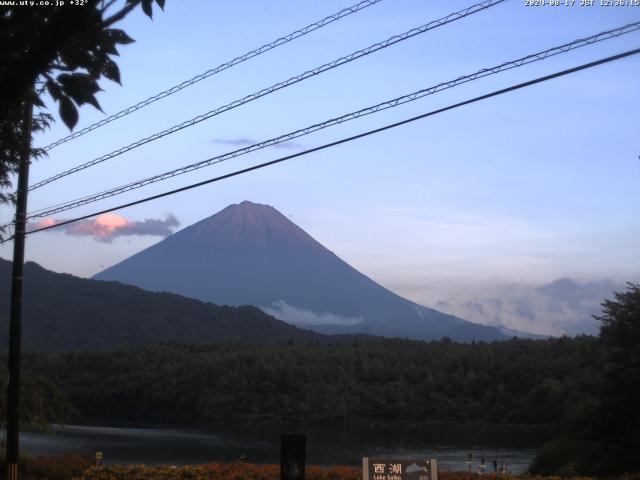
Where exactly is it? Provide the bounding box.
[362,458,437,480]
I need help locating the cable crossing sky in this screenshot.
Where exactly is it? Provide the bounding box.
[28,0,505,192]
[40,0,384,152]
[8,46,637,244]
[23,21,640,221]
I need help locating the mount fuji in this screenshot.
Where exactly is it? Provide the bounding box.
[94,201,518,341]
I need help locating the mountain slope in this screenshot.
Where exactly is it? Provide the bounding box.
[95,201,514,341]
[0,258,326,351]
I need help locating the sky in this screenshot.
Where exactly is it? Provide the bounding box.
[1,0,639,336]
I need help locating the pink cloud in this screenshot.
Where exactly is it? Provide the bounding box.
[29,213,179,242]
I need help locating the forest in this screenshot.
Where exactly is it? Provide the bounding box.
[1,285,637,477]
[0,259,329,351]
[7,336,598,428]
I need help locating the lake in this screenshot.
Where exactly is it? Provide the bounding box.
[19,423,544,473]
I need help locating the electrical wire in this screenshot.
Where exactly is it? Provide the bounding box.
[24,20,640,221]
[41,0,385,152]
[9,46,638,243]
[28,0,505,192]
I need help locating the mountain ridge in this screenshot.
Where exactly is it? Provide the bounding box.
[95,201,519,341]
[0,258,333,351]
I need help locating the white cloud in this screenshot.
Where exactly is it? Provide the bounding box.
[29,213,179,243]
[262,300,363,327]
[431,277,624,336]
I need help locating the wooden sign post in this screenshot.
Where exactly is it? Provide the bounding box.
[281,434,306,480]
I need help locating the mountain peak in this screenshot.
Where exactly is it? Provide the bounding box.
[95,202,514,341]
[239,200,266,208]
[180,200,317,252]
[215,200,281,225]
[208,200,279,221]
[231,200,273,211]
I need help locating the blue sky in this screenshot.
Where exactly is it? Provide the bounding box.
[1,0,639,335]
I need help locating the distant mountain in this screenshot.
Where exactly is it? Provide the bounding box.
[95,201,519,341]
[0,259,327,351]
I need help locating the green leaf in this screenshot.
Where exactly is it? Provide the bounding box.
[101,57,121,84]
[32,95,46,109]
[141,0,153,18]
[59,46,92,70]
[58,73,100,97]
[57,73,103,111]
[46,80,62,100]
[85,94,103,112]
[107,28,135,45]
[99,38,119,56]
[85,54,102,77]
[59,96,78,130]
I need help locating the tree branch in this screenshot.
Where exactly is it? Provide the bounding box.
[100,0,119,14]
[103,1,138,27]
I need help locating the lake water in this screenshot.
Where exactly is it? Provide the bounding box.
[19,424,543,474]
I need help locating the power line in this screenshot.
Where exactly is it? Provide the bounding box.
[40,0,384,152]
[23,21,640,221]
[28,0,505,192]
[11,46,639,243]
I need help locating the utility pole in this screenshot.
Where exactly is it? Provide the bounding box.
[6,99,33,480]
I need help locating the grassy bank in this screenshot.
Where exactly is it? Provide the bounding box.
[4,456,640,480]
[0,454,92,480]
[81,466,640,480]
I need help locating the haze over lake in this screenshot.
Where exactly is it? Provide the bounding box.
[21,424,542,474]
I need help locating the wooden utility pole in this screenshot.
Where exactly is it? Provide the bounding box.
[6,100,33,480]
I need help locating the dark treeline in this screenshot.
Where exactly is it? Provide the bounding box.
[0,259,329,351]
[14,336,599,428]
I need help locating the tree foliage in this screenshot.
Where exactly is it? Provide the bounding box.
[15,336,600,429]
[0,366,74,429]
[0,259,326,351]
[0,0,165,207]
[531,283,640,476]
[586,283,640,474]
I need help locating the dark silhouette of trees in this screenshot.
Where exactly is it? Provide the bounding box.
[530,283,640,476]
[586,283,640,474]
[0,0,165,208]
[0,259,326,351]
[10,336,600,429]
[0,2,167,431]
[0,367,74,429]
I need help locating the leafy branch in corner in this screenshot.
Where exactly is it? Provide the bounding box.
[0,0,166,235]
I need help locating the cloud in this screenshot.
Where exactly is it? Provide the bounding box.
[29,213,179,243]
[271,141,305,150]
[211,137,256,147]
[433,277,623,336]
[262,300,363,327]
[211,137,305,150]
